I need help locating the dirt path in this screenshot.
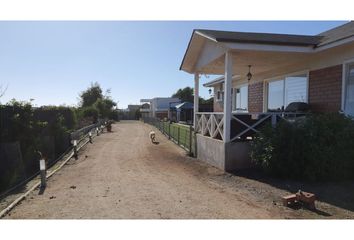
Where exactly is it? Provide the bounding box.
[3,121,354,219]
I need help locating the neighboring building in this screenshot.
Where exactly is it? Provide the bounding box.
[140,103,151,119]
[120,104,141,120]
[170,102,194,124]
[180,21,354,171]
[140,97,180,119]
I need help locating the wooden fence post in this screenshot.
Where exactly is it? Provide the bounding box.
[73,140,78,159]
[89,131,92,143]
[168,122,171,139]
[189,125,192,156]
[177,127,180,145]
[39,158,46,189]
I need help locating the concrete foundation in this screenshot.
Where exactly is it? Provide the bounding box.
[196,134,253,171]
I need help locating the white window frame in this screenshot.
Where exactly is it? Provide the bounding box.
[232,83,249,113]
[342,59,354,116]
[263,70,309,112]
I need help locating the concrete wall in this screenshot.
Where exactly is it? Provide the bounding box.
[197,134,225,170]
[196,134,253,171]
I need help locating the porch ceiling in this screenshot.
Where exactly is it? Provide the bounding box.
[198,49,312,80]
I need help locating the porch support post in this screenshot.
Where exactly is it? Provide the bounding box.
[193,73,199,129]
[223,51,232,142]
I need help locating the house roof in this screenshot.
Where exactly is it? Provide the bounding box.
[317,21,354,46]
[171,102,194,110]
[203,75,241,87]
[180,22,354,74]
[195,29,322,46]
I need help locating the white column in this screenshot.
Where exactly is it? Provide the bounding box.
[223,51,232,142]
[194,73,199,129]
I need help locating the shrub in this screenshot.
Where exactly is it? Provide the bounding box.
[251,113,354,181]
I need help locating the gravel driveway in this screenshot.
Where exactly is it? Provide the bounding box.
[4,121,354,219]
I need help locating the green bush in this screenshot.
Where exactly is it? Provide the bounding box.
[0,101,76,193]
[34,106,77,130]
[251,113,354,181]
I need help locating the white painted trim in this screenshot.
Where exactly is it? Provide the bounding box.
[203,74,240,87]
[195,31,217,42]
[223,51,232,143]
[262,80,267,112]
[342,63,347,112]
[223,42,314,53]
[231,83,249,113]
[194,73,200,129]
[342,58,354,114]
[263,69,310,83]
[314,36,354,52]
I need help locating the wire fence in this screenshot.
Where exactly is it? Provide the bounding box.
[143,117,196,157]
[0,120,107,201]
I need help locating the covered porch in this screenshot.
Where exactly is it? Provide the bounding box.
[180,29,317,170]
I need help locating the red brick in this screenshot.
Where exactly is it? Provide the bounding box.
[309,65,342,113]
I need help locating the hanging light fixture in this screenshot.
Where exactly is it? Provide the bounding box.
[247,65,252,81]
[208,88,212,95]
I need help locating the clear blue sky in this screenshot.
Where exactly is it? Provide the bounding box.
[0,21,347,108]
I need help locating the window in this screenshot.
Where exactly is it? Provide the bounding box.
[216,83,224,102]
[232,85,248,112]
[267,74,308,111]
[344,63,354,116]
[268,80,284,111]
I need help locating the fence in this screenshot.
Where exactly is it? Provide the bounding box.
[143,117,196,157]
[0,120,107,200]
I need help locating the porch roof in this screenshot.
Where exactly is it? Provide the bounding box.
[194,29,321,46]
[180,22,354,77]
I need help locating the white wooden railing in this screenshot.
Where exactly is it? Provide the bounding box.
[195,112,224,140]
[196,112,309,142]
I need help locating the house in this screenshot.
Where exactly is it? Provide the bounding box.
[140,97,180,119]
[169,102,194,124]
[180,21,354,171]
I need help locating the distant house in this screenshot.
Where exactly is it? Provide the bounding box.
[140,97,180,119]
[169,102,194,124]
[180,21,354,171]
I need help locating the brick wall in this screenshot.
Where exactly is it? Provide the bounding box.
[308,65,342,113]
[213,99,223,112]
[248,82,264,113]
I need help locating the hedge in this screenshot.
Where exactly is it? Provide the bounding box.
[250,113,354,181]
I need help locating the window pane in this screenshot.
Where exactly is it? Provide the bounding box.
[268,80,284,111]
[236,89,241,109]
[285,74,308,107]
[345,65,354,116]
[239,85,248,111]
[232,86,248,112]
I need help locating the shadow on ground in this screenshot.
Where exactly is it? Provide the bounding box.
[230,168,354,213]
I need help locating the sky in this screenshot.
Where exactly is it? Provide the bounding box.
[0,21,347,109]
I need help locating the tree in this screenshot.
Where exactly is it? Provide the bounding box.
[172,86,213,104]
[77,82,117,122]
[79,82,103,107]
[172,87,194,102]
[199,97,213,105]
